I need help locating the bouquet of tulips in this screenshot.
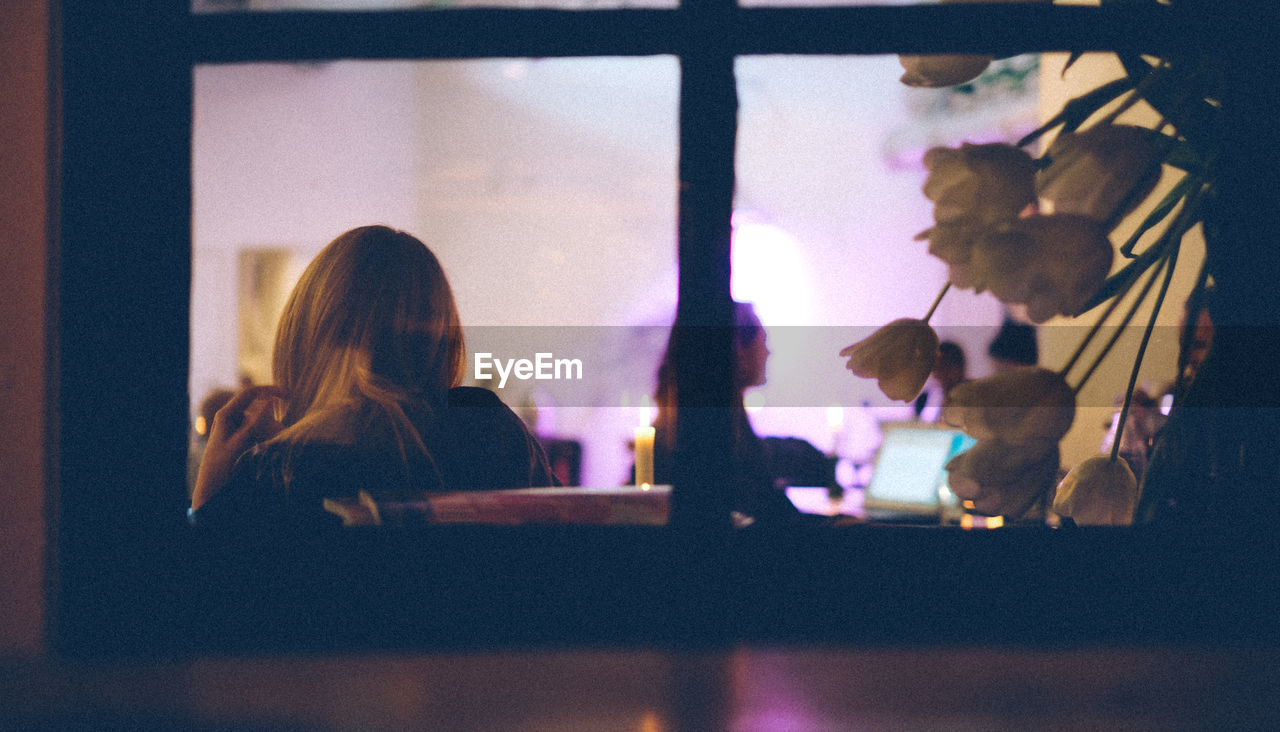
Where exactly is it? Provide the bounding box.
[843,0,1219,525]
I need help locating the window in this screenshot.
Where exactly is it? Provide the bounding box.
[57,1,1223,656]
[191,58,679,487]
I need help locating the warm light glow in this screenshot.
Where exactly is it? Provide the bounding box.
[195,416,208,436]
[826,404,844,431]
[961,513,1005,530]
[634,423,656,487]
[638,710,665,732]
[730,212,814,325]
[638,394,655,428]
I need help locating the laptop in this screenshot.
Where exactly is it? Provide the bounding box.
[860,422,975,522]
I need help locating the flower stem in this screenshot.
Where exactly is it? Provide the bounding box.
[1071,172,1205,393]
[1111,234,1181,462]
[1059,255,1149,380]
[1095,61,1165,129]
[1095,88,1145,129]
[1099,128,1176,234]
[921,281,951,324]
[1073,247,1169,395]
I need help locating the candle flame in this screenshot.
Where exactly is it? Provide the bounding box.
[826,404,844,430]
[639,394,654,427]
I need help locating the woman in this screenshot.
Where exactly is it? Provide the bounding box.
[649,302,820,524]
[191,225,554,530]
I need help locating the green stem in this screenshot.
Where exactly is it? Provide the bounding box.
[1074,170,1205,393]
[1093,88,1145,130]
[1073,249,1169,395]
[1118,174,1196,258]
[1111,234,1181,462]
[922,281,951,324]
[1015,77,1136,148]
[1098,127,1177,234]
[1059,242,1160,380]
[1095,60,1166,129]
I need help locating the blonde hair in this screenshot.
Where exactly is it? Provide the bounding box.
[269,226,465,474]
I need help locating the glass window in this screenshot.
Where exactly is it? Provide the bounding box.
[57,0,1224,656]
[734,54,1038,465]
[192,57,678,487]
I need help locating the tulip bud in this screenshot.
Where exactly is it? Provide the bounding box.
[916,222,987,291]
[943,366,1076,445]
[1053,455,1138,526]
[1038,125,1168,225]
[973,214,1113,323]
[898,0,1055,88]
[946,438,1060,519]
[840,318,940,402]
[923,143,1038,226]
[899,54,993,88]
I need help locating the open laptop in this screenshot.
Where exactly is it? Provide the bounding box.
[859,422,975,523]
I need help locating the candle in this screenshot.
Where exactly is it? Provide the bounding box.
[826,403,844,456]
[634,425,655,487]
[826,404,844,431]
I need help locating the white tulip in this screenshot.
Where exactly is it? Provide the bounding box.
[922,143,1038,226]
[973,214,1113,323]
[1038,125,1168,225]
[942,366,1076,445]
[899,54,993,88]
[946,438,1060,520]
[839,318,940,402]
[1053,455,1139,526]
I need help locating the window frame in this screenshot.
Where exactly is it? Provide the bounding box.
[57,1,1253,657]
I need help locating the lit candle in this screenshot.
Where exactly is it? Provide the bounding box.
[635,399,655,487]
[826,404,844,431]
[826,403,844,456]
[634,425,655,487]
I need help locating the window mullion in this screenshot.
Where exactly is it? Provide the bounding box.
[671,2,738,533]
[185,5,1178,65]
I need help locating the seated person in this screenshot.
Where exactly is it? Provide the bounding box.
[191,225,554,532]
[187,386,236,497]
[646,302,827,524]
[913,340,970,420]
[988,315,1039,373]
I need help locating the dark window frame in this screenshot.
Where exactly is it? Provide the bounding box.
[57,1,1263,657]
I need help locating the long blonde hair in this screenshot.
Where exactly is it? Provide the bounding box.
[269,226,465,468]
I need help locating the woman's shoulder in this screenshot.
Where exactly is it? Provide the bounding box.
[433,386,556,487]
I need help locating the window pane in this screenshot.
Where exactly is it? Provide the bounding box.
[733,54,1039,471]
[192,57,678,488]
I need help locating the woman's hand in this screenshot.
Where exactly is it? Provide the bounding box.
[191,385,286,511]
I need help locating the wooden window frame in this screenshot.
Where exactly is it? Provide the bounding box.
[56,1,1267,657]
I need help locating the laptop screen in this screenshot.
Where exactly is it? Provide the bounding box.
[863,425,974,513]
